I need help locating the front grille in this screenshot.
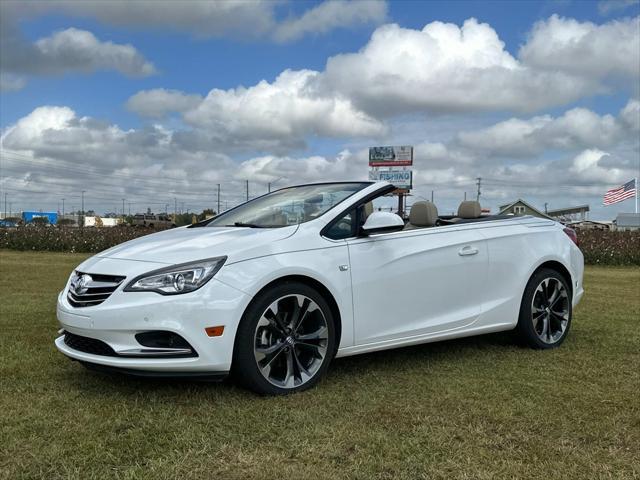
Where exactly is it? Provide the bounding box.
[64,332,117,356]
[67,271,125,308]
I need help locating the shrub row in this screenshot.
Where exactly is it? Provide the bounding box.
[0,226,155,253]
[577,230,640,266]
[1,226,638,265]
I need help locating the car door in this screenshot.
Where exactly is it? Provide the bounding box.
[346,223,489,346]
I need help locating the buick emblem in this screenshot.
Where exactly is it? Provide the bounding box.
[72,274,92,295]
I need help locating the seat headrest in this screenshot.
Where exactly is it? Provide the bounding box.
[409,201,438,227]
[458,201,481,219]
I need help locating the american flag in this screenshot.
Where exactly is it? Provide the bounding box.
[603,179,637,205]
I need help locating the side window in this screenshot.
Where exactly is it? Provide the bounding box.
[514,206,525,215]
[324,188,399,240]
[324,209,355,240]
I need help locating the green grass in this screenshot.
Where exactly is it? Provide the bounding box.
[1,250,638,479]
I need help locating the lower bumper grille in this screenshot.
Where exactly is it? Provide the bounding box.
[64,332,117,356]
[62,331,198,358]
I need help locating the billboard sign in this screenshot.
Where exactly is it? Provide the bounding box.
[369,169,413,190]
[22,211,58,224]
[369,146,413,166]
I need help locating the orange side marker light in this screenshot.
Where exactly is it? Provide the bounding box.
[205,326,225,337]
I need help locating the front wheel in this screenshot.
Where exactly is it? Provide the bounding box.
[232,281,336,395]
[516,268,572,349]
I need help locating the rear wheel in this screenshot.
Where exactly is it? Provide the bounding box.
[232,281,335,395]
[516,269,572,349]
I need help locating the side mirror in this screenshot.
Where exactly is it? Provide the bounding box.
[361,211,404,235]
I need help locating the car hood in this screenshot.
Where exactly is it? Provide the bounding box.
[96,225,298,265]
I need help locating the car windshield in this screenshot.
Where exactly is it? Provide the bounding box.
[207,183,369,228]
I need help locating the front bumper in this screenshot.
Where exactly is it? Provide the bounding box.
[56,272,252,375]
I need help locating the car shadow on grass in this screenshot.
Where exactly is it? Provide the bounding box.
[58,330,518,397]
[330,330,517,376]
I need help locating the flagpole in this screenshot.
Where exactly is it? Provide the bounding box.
[636,177,638,214]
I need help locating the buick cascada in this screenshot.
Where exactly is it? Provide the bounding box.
[56,181,584,394]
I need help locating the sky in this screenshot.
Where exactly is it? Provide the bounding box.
[0,0,639,219]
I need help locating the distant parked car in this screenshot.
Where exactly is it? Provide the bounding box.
[132,214,176,229]
[0,219,18,228]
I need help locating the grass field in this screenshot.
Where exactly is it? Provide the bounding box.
[1,250,638,479]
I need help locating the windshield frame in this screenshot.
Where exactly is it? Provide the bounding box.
[195,182,373,229]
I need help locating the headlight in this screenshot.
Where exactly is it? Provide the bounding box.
[124,257,227,295]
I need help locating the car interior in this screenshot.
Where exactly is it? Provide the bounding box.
[405,200,513,229]
[359,199,513,232]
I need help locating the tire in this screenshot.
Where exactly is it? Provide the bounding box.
[516,268,572,349]
[232,281,336,395]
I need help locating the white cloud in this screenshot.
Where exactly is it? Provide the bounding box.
[235,149,368,185]
[0,73,26,92]
[520,15,640,79]
[126,89,203,118]
[3,0,387,42]
[455,100,638,157]
[2,102,639,219]
[33,28,156,76]
[598,0,639,15]
[569,149,625,183]
[183,69,386,148]
[3,0,277,39]
[0,24,156,87]
[136,16,626,151]
[619,98,640,131]
[273,0,387,42]
[321,19,598,116]
[0,106,238,212]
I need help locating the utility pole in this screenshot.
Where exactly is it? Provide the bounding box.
[268,182,271,193]
[476,177,482,202]
[246,180,249,202]
[174,198,177,221]
[397,193,404,218]
[3,193,6,219]
[431,190,434,203]
[217,184,221,214]
[464,192,467,201]
[81,190,86,227]
[122,198,125,222]
[544,202,548,214]
[268,177,282,194]
[62,198,65,218]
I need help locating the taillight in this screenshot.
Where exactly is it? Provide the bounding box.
[563,227,579,247]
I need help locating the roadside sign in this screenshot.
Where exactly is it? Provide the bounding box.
[369,146,413,166]
[369,169,413,189]
[22,211,58,224]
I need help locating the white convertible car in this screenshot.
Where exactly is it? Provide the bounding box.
[56,181,584,394]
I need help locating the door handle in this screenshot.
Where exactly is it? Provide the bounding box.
[458,246,479,256]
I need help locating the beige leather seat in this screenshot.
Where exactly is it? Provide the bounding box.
[362,201,373,220]
[457,201,482,219]
[405,201,438,229]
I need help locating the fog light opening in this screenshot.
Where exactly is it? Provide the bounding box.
[135,331,193,350]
